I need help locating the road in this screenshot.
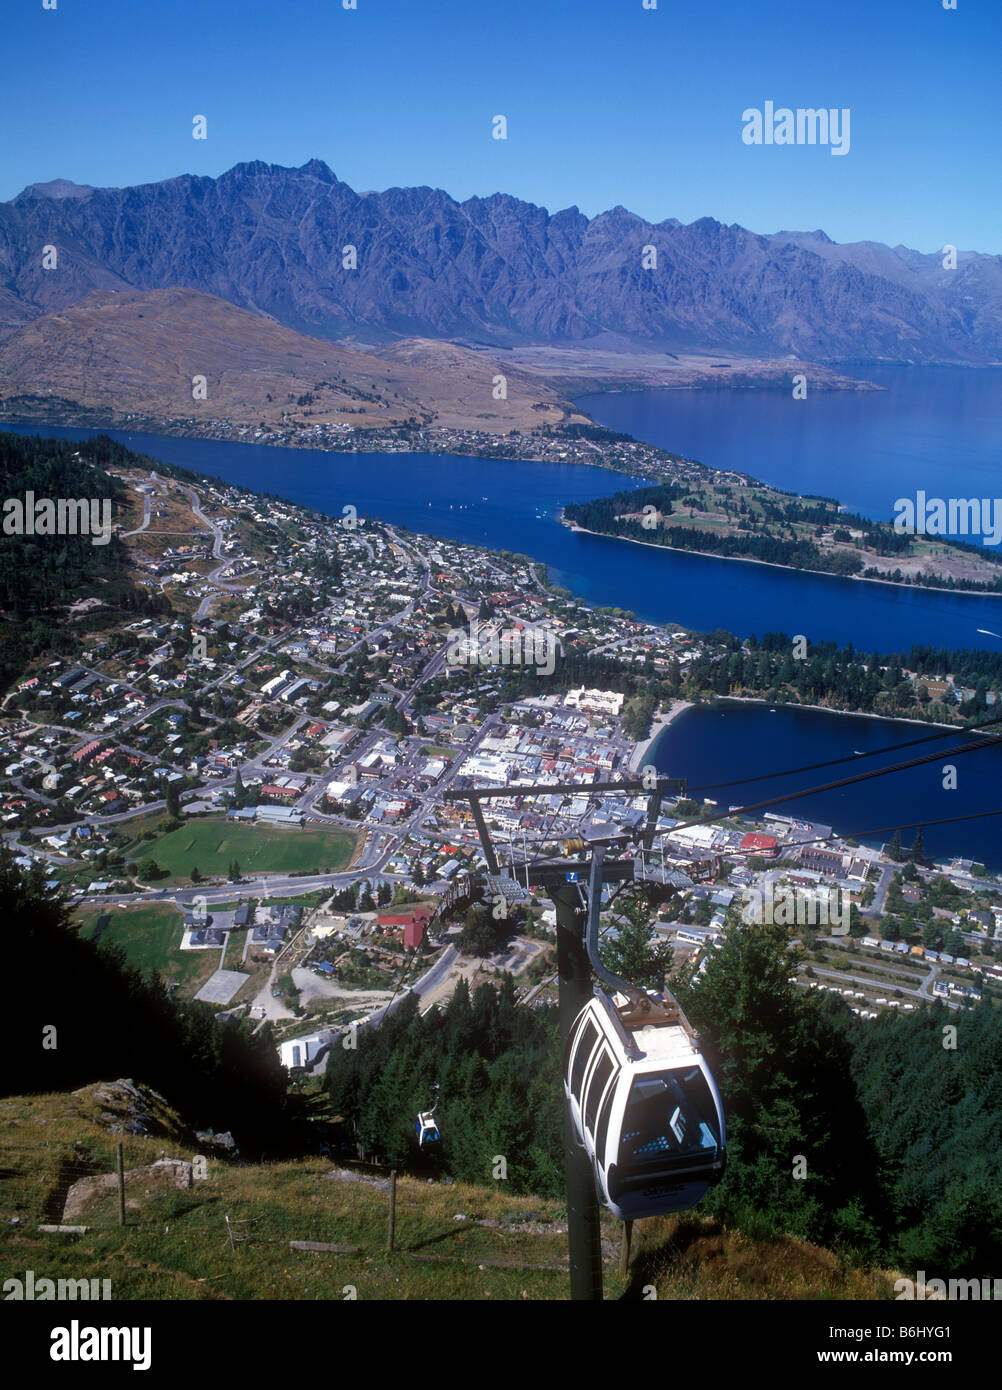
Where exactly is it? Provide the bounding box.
[861,862,895,918]
[120,480,154,538]
[360,945,458,1029]
[168,480,247,621]
[808,963,961,1009]
[297,944,460,1075]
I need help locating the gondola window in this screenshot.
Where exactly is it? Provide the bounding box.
[619,1067,721,1169]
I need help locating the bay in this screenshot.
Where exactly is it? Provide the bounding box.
[652,701,1002,872]
[576,365,1002,540]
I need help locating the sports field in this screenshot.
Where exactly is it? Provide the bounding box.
[128,817,356,881]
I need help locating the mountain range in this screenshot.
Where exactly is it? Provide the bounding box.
[2,159,1000,364]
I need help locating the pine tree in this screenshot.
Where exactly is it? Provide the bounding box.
[602,894,667,989]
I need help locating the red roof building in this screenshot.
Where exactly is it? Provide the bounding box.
[739,832,778,858]
[260,784,297,800]
[403,919,425,949]
[378,906,433,950]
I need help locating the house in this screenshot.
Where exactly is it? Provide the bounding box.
[250,925,286,955]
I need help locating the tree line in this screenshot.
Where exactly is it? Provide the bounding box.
[0,432,173,690]
[324,976,563,1193]
[3,849,292,1151]
[564,482,1002,589]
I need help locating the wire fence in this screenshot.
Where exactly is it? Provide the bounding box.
[2,1137,207,1230]
[0,1139,575,1274]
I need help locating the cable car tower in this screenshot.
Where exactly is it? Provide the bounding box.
[444,774,724,1301]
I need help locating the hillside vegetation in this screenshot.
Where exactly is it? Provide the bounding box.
[5,856,1000,1294]
[4,849,290,1148]
[0,1084,901,1301]
[0,432,171,687]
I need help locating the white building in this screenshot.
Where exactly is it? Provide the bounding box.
[564,687,625,717]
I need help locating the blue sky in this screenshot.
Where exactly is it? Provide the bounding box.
[4,0,1001,252]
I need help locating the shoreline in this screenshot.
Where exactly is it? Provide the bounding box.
[16,410,1000,597]
[0,413,700,486]
[640,696,1002,869]
[644,692,972,745]
[628,700,695,773]
[561,518,1002,600]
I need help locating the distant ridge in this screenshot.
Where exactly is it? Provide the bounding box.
[2,158,1000,362]
[17,178,96,200]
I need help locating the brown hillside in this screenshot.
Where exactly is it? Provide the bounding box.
[0,287,587,433]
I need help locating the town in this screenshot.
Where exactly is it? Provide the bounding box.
[2,453,1001,1080]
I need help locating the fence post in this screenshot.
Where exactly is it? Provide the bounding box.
[620,1220,633,1280]
[387,1170,396,1252]
[116,1142,126,1227]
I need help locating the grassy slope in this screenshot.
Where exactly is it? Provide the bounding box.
[73,902,223,997]
[0,1087,902,1302]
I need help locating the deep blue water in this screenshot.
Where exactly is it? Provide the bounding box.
[653,702,1002,872]
[3,421,1002,653]
[577,365,1002,540]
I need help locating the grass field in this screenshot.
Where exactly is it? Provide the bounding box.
[126,816,355,882]
[73,902,218,996]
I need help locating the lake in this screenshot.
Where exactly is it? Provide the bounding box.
[576,364,1002,540]
[653,701,1002,872]
[4,420,1002,653]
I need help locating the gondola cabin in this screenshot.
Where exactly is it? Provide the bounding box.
[564,988,725,1220]
[415,1109,440,1149]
